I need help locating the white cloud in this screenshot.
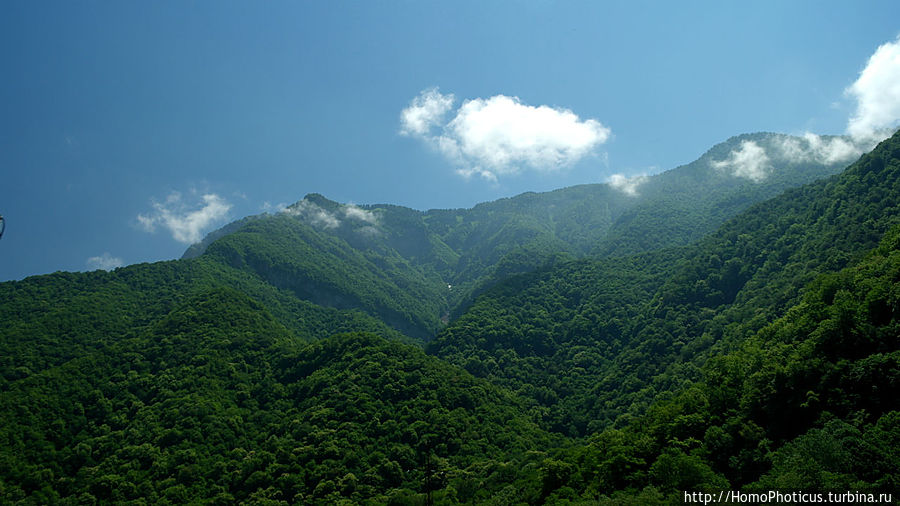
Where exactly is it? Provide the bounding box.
[776,133,862,165]
[713,133,865,184]
[607,173,649,196]
[342,204,378,224]
[356,225,381,238]
[86,252,123,271]
[711,140,771,182]
[711,35,900,180]
[846,34,900,143]
[402,89,611,181]
[400,88,455,137]
[282,199,340,229]
[261,201,289,213]
[775,136,807,162]
[280,200,382,235]
[138,192,231,244]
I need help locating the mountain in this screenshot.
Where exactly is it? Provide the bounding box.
[553,218,900,503]
[2,130,898,504]
[429,130,900,436]
[0,287,555,503]
[184,132,854,337]
[431,131,900,499]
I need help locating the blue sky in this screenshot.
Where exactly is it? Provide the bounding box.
[2,1,899,281]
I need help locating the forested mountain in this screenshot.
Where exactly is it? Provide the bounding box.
[184,132,853,335]
[551,217,900,503]
[0,288,555,503]
[429,131,900,437]
[431,130,900,501]
[2,131,899,504]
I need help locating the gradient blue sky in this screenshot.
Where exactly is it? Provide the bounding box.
[2,1,899,281]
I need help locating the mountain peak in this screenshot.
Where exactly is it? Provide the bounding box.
[299,192,340,210]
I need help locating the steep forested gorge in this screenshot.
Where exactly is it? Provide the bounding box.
[2,132,899,504]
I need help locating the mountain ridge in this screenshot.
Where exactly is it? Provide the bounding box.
[2,130,898,503]
[179,132,858,339]
[427,130,900,439]
[186,132,858,261]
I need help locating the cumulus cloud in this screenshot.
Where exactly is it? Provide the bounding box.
[342,204,378,224]
[138,192,231,244]
[711,140,771,182]
[846,34,900,143]
[607,173,649,196]
[400,88,455,137]
[401,89,611,181]
[86,252,123,271]
[282,199,341,229]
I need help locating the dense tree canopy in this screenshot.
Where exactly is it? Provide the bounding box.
[2,131,899,503]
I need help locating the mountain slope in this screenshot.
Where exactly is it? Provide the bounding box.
[596,132,862,256]
[0,256,405,388]
[553,221,900,502]
[202,212,448,340]
[0,287,556,504]
[428,130,900,436]
[0,130,891,504]
[183,133,853,340]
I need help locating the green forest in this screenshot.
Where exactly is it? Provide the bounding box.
[2,131,899,504]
